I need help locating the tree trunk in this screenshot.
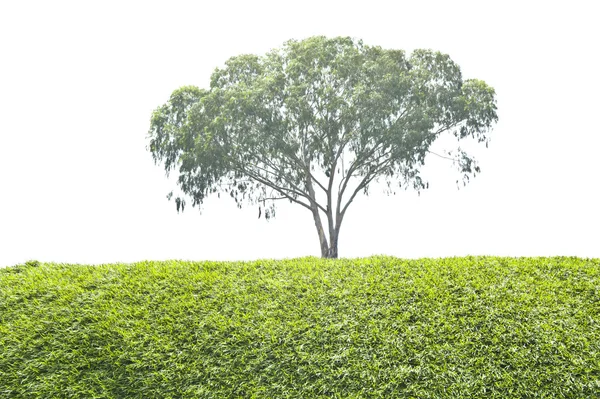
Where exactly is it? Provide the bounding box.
[305,169,332,258]
[311,207,331,258]
[312,213,340,259]
[305,165,340,258]
[327,230,339,258]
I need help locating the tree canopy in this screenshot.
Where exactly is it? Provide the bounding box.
[148,36,498,258]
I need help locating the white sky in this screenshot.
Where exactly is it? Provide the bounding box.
[1,0,599,267]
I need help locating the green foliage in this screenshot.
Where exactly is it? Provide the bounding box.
[4,260,41,274]
[147,36,498,258]
[149,38,499,209]
[1,257,598,397]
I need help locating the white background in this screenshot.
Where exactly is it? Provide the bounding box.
[1,0,598,267]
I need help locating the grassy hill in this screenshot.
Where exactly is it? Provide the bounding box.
[1,256,598,398]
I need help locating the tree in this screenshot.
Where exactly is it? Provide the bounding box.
[147,36,498,258]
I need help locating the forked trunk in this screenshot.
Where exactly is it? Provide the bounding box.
[311,209,340,259]
[305,165,341,258]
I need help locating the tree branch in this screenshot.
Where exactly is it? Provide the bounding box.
[338,140,391,202]
[427,150,458,162]
[259,196,288,202]
[238,159,313,204]
[339,156,395,219]
[235,166,313,211]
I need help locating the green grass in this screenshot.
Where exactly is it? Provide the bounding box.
[1,256,599,398]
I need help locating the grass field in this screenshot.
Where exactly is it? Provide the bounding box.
[1,256,599,398]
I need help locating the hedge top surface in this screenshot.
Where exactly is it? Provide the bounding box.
[1,256,599,398]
